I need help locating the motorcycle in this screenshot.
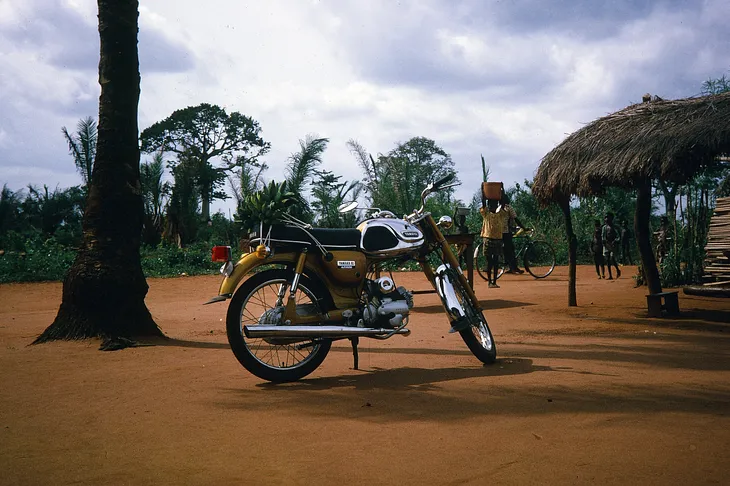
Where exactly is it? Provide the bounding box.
[205,173,496,382]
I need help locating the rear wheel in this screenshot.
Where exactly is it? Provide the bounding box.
[226,269,332,382]
[524,240,556,279]
[474,243,506,281]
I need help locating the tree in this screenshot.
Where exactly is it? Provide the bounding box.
[228,155,268,208]
[346,139,379,205]
[701,74,730,95]
[140,103,270,221]
[140,152,169,245]
[62,116,97,191]
[701,72,730,195]
[22,184,85,240]
[284,135,329,223]
[35,0,163,348]
[375,137,457,216]
[310,170,363,228]
[163,150,200,247]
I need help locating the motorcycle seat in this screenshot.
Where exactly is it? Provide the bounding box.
[266,224,361,249]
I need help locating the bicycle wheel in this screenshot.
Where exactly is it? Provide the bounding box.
[474,243,507,281]
[524,240,556,279]
[474,244,489,281]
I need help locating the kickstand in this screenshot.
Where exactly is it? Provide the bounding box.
[350,337,359,370]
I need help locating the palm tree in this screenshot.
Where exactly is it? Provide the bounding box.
[62,117,97,189]
[140,152,169,245]
[35,0,163,348]
[228,154,268,208]
[285,135,329,222]
[310,171,363,228]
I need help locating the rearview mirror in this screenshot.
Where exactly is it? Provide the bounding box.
[338,201,359,213]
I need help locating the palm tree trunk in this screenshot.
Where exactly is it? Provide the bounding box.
[35,0,162,345]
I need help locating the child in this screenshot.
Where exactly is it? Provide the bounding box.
[480,197,504,288]
[591,220,605,279]
[602,212,621,279]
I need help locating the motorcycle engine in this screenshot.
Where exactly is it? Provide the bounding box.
[362,276,414,328]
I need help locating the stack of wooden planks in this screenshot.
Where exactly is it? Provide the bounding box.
[703,197,730,286]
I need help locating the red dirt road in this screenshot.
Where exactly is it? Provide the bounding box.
[1,266,729,485]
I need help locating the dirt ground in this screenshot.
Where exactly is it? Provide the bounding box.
[1,265,729,485]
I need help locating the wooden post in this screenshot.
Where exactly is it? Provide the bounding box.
[559,196,577,306]
[636,180,662,295]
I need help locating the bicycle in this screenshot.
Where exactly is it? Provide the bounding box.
[474,228,556,280]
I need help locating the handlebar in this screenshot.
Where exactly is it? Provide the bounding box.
[432,173,455,189]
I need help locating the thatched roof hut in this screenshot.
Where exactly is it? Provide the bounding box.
[532,91,730,307]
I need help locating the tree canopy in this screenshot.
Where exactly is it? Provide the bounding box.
[140,103,270,221]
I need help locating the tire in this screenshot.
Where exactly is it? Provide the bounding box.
[524,240,556,279]
[226,269,332,382]
[451,273,497,364]
[474,244,489,282]
[474,244,506,281]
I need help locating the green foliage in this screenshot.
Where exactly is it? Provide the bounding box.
[236,180,303,234]
[352,137,458,217]
[61,116,97,189]
[0,236,76,283]
[228,155,268,207]
[0,237,221,283]
[165,153,200,246]
[284,136,329,223]
[310,170,362,228]
[701,73,730,95]
[140,153,169,246]
[140,241,219,278]
[140,103,270,220]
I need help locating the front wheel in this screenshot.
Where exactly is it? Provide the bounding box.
[226,269,332,382]
[452,275,497,363]
[524,240,556,279]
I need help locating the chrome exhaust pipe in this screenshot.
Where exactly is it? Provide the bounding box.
[244,325,411,339]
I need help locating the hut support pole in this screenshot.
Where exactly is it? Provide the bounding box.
[636,180,662,295]
[558,197,578,306]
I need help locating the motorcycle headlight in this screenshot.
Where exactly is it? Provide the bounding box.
[437,215,453,229]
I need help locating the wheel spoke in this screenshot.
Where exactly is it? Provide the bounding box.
[238,278,320,371]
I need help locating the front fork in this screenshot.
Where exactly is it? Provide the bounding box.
[418,216,482,325]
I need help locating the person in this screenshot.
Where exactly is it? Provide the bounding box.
[479,197,504,288]
[620,219,633,265]
[454,213,469,268]
[602,212,621,279]
[591,220,605,279]
[500,194,525,274]
[655,216,670,264]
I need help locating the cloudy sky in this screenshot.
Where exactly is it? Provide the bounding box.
[1,0,729,214]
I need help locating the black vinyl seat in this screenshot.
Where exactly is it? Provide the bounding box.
[265,224,361,249]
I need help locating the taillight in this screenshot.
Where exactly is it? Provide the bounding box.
[211,246,232,262]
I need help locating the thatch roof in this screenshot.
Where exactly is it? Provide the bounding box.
[533,91,730,203]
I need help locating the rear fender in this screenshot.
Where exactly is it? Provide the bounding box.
[218,252,297,297]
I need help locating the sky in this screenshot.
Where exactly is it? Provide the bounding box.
[1,0,729,216]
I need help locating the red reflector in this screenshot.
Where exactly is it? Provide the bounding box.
[211,246,231,262]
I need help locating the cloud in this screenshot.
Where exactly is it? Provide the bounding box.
[0,0,196,197]
[1,0,729,216]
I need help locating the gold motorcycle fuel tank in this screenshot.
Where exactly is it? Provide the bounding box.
[316,251,367,287]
